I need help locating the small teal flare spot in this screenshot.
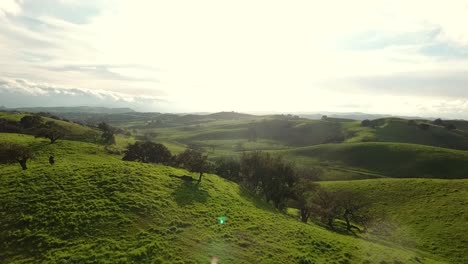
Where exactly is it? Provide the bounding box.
[217,216,228,224]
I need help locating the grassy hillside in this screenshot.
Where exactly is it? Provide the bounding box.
[283,142,468,180]
[0,112,100,142]
[345,118,468,150]
[34,110,468,159]
[321,179,468,263]
[0,133,443,263]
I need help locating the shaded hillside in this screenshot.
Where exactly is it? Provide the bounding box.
[321,179,468,263]
[283,142,468,179]
[0,134,441,263]
[346,118,468,150]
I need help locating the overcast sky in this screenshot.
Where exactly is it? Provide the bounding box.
[1,0,468,117]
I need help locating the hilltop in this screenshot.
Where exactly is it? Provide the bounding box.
[0,133,443,263]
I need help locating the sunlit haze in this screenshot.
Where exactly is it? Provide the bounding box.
[1,0,468,117]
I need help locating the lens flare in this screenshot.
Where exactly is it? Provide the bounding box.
[217,216,228,224]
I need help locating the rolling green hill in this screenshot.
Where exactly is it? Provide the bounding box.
[320,179,468,263]
[108,116,468,163]
[345,118,468,150]
[283,142,468,180]
[0,133,443,263]
[141,118,347,157]
[0,112,100,142]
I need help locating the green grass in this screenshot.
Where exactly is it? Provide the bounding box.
[321,178,468,263]
[343,118,468,150]
[0,112,27,121]
[282,142,468,180]
[0,133,444,263]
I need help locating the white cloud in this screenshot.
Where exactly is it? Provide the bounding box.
[0,0,21,16]
[1,0,468,115]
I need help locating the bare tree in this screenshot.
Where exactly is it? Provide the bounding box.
[293,178,320,223]
[310,189,341,229]
[336,191,370,231]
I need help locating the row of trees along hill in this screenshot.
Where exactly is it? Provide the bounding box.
[0,114,68,143]
[215,152,372,230]
[122,141,374,231]
[0,114,125,145]
[122,141,211,182]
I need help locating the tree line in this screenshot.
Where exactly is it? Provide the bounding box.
[215,153,371,231]
[122,141,212,182]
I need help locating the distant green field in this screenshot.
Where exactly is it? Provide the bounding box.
[0,133,444,263]
[321,179,468,263]
[282,142,468,180]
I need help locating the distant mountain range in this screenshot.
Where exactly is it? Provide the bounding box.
[295,112,429,121]
[1,106,136,114]
[0,105,438,121]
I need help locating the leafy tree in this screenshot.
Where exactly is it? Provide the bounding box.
[122,141,172,164]
[97,122,116,145]
[263,156,296,209]
[20,115,43,129]
[214,157,241,182]
[101,130,116,145]
[175,149,212,182]
[433,118,444,126]
[0,143,34,170]
[97,122,112,131]
[293,178,319,223]
[361,119,371,127]
[239,151,269,191]
[35,121,66,144]
[239,151,296,210]
[0,118,20,133]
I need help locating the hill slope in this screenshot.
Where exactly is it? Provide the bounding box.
[0,133,442,263]
[321,179,468,263]
[283,142,468,180]
[345,118,468,150]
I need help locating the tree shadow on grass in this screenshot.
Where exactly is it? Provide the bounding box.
[171,179,209,206]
